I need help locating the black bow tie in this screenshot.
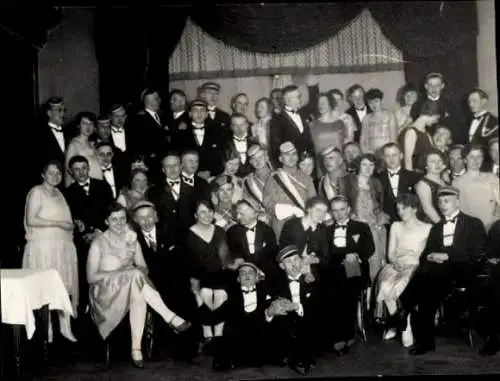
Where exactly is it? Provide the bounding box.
[445,216,458,224]
[80,182,90,189]
[168,180,180,186]
[193,125,204,130]
[247,226,256,233]
[473,114,485,121]
[111,127,123,133]
[356,107,366,112]
[102,166,112,172]
[182,175,194,183]
[51,126,63,132]
[287,108,299,114]
[242,287,256,294]
[288,277,301,283]
[234,136,247,142]
[335,224,347,230]
[389,171,400,177]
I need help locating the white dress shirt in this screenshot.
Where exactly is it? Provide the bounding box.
[442,210,460,247]
[78,180,90,195]
[388,166,401,197]
[208,106,216,120]
[181,171,195,187]
[241,286,258,313]
[288,277,304,316]
[468,110,487,142]
[245,223,257,254]
[102,165,116,198]
[333,219,349,248]
[142,227,157,248]
[48,122,65,152]
[285,107,304,133]
[355,107,367,123]
[145,108,161,125]
[174,110,186,120]
[192,123,205,146]
[111,125,126,152]
[167,178,181,200]
[233,135,248,164]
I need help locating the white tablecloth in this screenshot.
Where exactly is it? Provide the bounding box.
[1,269,74,339]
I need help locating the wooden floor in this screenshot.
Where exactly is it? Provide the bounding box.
[11,333,499,380]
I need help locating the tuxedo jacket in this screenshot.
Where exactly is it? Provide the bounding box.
[102,158,129,199]
[223,135,258,178]
[176,122,225,176]
[410,96,457,140]
[269,111,314,168]
[377,169,422,223]
[279,217,329,266]
[208,107,231,134]
[467,112,498,147]
[346,105,369,143]
[147,179,197,238]
[326,219,375,286]
[165,110,191,137]
[225,281,272,325]
[420,212,487,265]
[226,221,278,278]
[63,178,114,233]
[182,174,210,201]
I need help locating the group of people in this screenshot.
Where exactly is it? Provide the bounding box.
[20,72,500,375]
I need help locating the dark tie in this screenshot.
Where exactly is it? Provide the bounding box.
[445,216,458,224]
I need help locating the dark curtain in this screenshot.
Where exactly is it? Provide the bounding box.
[95,6,187,112]
[190,3,364,54]
[369,1,478,122]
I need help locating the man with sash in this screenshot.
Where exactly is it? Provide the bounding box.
[243,144,273,224]
[263,141,316,238]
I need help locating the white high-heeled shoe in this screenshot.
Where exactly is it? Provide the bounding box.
[383,328,397,341]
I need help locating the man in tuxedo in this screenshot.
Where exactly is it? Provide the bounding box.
[128,88,171,181]
[224,113,256,178]
[199,82,231,136]
[176,99,224,179]
[410,73,455,140]
[323,196,375,354]
[148,153,197,241]
[30,97,68,186]
[109,103,130,156]
[269,85,315,168]
[345,84,369,143]
[132,200,196,360]
[230,93,250,117]
[264,245,322,374]
[93,114,113,146]
[166,89,190,142]
[489,137,499,176]
[181,150,210,200]
[95,142,128,200]
[63,155,114,315]
[442,144,466,184]
[385,186,488,355]
[378,143,422,224]
[466,88,498,147]
[227,199,278,279]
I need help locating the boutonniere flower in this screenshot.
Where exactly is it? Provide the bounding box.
[178,122,187,131]
[352,234,360,243]
[212,144,217,148]
[306,293,311,298]
[163,125,169,131]
[266,295,271,300]
[262,242,267,248]
[168,245,175,251]
[445,111,450,118]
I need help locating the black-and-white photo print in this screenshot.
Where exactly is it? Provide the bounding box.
[2,2,498,380]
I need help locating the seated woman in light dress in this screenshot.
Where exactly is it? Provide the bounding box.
[453,144,500,231]
[116,168,149,215]
[65,111,103,186]
[375,193,431,347]
[23,160,78,343]
[87,203,191,368]
[394,83,419,135]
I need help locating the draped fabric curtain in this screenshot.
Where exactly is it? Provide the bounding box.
[170,9,404,80]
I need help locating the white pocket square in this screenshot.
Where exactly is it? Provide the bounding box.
[352,234,360,243]
[212,144,217,148]
[266,295,271,300]
[168,245,175,251]
[262,242,267,248]
[306,293,311,298]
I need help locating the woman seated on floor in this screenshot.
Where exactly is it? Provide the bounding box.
[86,202,191,368]
[375,193,431,347]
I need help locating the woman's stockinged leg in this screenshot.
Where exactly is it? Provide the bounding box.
[141,283,186,327]
[58,310,77,342]
[130,279,147,353]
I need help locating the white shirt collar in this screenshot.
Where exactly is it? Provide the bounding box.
[336,218,350,226]
[388,166,402,175]
[181,171,194,179]
[474,110,488,118]
[444,210,460,222]
[427,95,440,102]
[142,226,156,238]
[245,222,258,230]
[173,110,185,118]
[48,122,62,130]
[145,108,159,119]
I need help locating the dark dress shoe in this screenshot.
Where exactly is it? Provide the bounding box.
[131,350,145,368]
[479,336,500,357]
[384,309,409,332]
[408,343,435,356]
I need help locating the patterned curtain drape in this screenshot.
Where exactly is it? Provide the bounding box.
[170,8,404,80]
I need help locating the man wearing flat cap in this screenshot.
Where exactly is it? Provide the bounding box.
[176,99,225,179]
[133,200,198,360]
[263,141,316,238]
[216,261,273,369]
[199,82,231,136]
[386,186,488,355]
[264,245,321,374]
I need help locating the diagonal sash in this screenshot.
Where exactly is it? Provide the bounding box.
[244,177,265,207]
[273,170,306,211]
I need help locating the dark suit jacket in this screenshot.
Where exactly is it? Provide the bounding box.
[326,219,375,287]
[223,135,258,178]
[63,178,114,233]
[147,180,197,239]
[166,110,191,135]
[181,174,210,201]
[176,122,225,176]
[377,169,422,223]
[102,160,129,199]
[346,105,369,143]
[226,221,278,278]
[420,212,488,265]
[468,112,498,147]
[209,107,231,133]
[269,110,314,168]
[225,281,271,325]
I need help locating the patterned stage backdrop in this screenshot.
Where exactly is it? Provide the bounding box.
[169,8,407,119]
